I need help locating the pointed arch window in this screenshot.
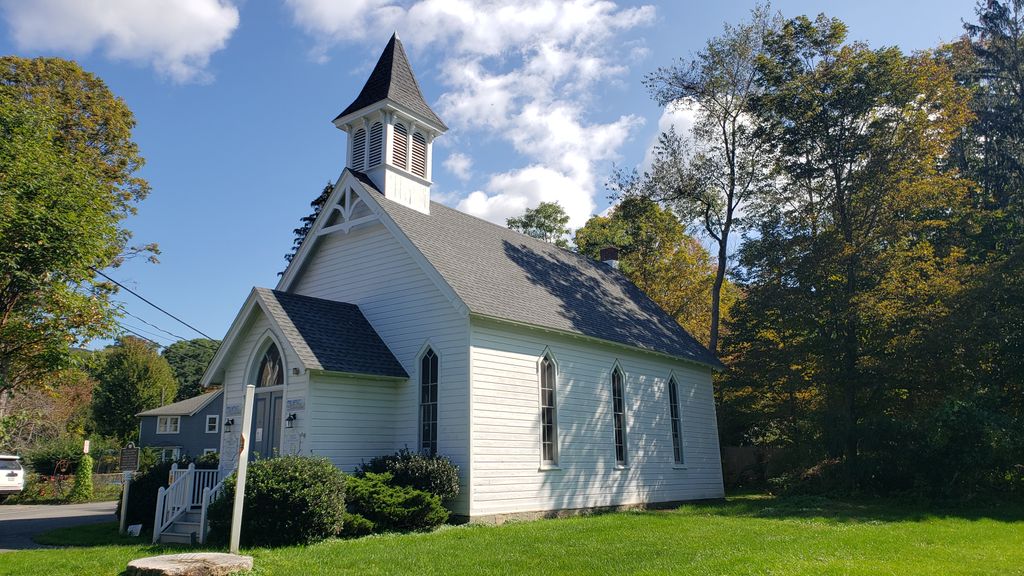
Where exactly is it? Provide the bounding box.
[611,365,627,466]
[351,128,366,171]
[256,343,283,388]
[539,353,558,465]
[392,123,409,170]
[419,348,438,455]
[368,122,384,167]
[411,132,427,178]
[668,376,683,464]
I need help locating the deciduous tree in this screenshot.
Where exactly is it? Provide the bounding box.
[91,337,177,441]
[506,201,571,248]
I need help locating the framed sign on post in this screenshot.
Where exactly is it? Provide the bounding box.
[119,443,140,472]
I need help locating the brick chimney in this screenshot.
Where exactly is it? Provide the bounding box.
[599,246,619,269]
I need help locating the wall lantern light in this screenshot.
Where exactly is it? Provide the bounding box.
[285,413,297,429]
[224,418,235,433]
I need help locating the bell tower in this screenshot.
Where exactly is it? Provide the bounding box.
[333,33,447,215]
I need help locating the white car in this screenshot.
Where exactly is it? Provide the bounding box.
[0,454,24,501]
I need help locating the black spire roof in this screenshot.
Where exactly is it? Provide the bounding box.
[334,33,447,130]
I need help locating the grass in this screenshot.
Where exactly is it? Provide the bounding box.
[2,494,1022,576]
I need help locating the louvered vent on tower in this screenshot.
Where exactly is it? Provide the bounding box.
[411,132,427,178]
[368,122,384,167]
[392,123,408,169]
[351,128,366,171]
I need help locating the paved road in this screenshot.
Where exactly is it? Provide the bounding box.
[0,501,117,552]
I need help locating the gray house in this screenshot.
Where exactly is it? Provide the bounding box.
[137,389,224,462]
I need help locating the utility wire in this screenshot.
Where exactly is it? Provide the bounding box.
[115,322,165,349]
[121,322,176,346]
[113,301,190,342]
[91,267,214,339]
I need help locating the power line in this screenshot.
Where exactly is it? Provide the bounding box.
[113,301,189,342]
[91,267,214,340]
[115,322,165,349]
[121,322,176,346]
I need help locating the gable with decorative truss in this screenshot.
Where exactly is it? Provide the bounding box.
[317,185,378,237]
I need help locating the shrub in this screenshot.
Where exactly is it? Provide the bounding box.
[342,512,375,538]
[68,454,93,502]
[207,456,346,547]
[346,472,448,533]
[356,448,460,502]
[117,460,176,531]
[24,436,120,475]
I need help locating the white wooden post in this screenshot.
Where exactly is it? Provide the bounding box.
[153,487,165,544]
[119,471,132,534]
[229,384,256,555]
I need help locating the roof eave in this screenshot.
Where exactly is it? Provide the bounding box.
[332,99,447,133]
[469,312,724,372]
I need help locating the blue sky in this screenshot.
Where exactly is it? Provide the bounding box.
[0,0,974,349]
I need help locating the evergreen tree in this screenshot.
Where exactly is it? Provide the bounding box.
[282,182,334,269]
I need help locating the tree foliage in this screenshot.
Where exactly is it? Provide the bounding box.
[506,201,572,248]
[719,11,988,493]
[575,197,736,346]
[0,57,154,394]
[161,338,221,401]
[283,181,334,269]
[91,337,177,441]
[640,5,778,353]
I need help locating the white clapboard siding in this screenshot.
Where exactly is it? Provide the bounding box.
[291,220,470,514]
[469,318,723,517]
[218,309,307,470]
[308,375,401,468]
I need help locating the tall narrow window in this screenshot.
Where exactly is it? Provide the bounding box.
[540,354,558,465]
[351,128,366,171]
[668,377,683,464]
[392,123,408,169]
[368,122,384,166]
[419,348,438,455]
[411,132,427,177]
[256,344,283,388]
[611,366,627,466]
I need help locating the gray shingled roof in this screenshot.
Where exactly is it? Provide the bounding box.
[256,288,408,379]
[334,33,447,130]
[351,172,722,369]
[137,389,222,417]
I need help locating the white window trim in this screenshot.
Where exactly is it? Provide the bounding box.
[160,447,181,462]
[667,372,685,466]
[610,360,629,468]
[203,448,218,456]
[537,348,560,469]
[156,416,181,435]
[205,415,220,434]
[417,343,440,456]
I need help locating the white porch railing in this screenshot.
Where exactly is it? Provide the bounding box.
[153,463,229,544]
[198,476,228,544]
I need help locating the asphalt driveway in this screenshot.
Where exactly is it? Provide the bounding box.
[0,501,117,552]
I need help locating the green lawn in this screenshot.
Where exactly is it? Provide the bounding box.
[3,495,1022,576]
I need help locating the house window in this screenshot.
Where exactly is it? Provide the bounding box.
[411,132,427,177]
[256,344,283,387]
[393,122,408,169]
[203,449,218,456]
[540,353,558,465]
[351,128,366,171]
[157,416,180,434]
[419,348,438,455]
[368,121,384,166]
[160,447,181,462]
[669,376,683,465]
[612,366,627,466]
[206,415,219,434]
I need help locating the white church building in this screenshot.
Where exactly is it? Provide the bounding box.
[203,34,725,520]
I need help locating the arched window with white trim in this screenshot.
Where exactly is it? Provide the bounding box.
[392,123,408,170]
[256,343,284,388]
[539,352,558,465]
[368,122,384,167]
[611,365,627,466]
[419,347,438,455]
[351,128,366,171]
[411,132,427,177]
[668,376,683,464]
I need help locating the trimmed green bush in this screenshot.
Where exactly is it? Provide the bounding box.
[355,448,460,502]
[207,456,346,547]
[342,512,375,538]
[346,472,448,533]
[68,453,93,502]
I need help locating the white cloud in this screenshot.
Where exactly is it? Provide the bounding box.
[443,152,473,181]
[641,103,698,170]
[284,0,655,229]
[0,0,239,82]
